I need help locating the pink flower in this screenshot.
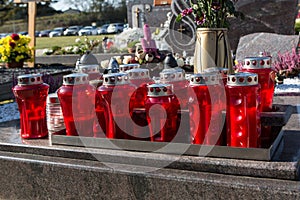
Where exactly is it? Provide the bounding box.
[11,33,20,41]
[196,14,206,26]
[211,2,221,11]
[181,8,193,17]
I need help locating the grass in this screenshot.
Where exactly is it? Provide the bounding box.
[35,35,111,50]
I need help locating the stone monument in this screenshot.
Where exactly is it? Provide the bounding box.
[127,0,172,28]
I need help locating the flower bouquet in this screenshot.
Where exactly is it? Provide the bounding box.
[176,0,243,28]
[0,33,33,68]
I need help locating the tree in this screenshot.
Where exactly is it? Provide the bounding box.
[0,0,17,25]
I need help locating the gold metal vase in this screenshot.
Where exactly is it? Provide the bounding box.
[194,28,234,73]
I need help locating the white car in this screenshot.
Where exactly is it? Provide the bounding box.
[106,23,124,34]
[63,25,82,36]
[78,26,98,36]
[49,27,66,37]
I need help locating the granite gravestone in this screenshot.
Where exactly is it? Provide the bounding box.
[127,0,172,28]
[235,32,300,62]
[228,0,298,51]
[164,0,196,56]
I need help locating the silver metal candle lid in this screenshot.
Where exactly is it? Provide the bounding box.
[103,73,130,86]
[119,63,140,72]
[227,72,258,86]
[159,68,185,83]
[147,83,173,97]
[127,68,150,80]
[189,73,220,86]
[204,67,229,76]
[243,57,271,69]
[63,73,89,85]
[17,74,43,86]
[78,64,99,74]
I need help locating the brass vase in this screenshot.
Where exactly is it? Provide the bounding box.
[194,28,234,74]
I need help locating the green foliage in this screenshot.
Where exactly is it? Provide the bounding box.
[127,40,139,48]
[295,19,300,34]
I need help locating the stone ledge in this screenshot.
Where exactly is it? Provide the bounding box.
[0,150,299,199]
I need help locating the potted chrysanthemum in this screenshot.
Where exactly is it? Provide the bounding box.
[0,33,33,68]
[176,0,243,73]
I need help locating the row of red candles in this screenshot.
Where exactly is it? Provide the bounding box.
[12,56,275,148]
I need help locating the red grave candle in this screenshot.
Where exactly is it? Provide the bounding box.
[145,83,180,142]
[226,73,261,148]
[127,68,154,140]
[159,68,189,110]
[97,73,137,139]
[57,73,95,137]
[188,73,223,145]
[240,56,275,146]
[240,56,275,112]
[13,74,49,139]
[78,64,103,81]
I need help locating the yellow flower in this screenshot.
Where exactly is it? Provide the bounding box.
[0,33,32,63]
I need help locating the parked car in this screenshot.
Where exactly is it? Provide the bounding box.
[38,30,51,37]
[35,31,40,37]
[63,25,82,36]
[78,26,98,36]
[49,27,66,37]
[123,23,130,31]
[106,23,124,34]
[0,33,8,38]
[17,31,28,36]
[97,24,109,35]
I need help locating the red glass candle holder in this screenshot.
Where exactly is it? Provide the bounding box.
[226,73,261,148]
[57,73,95,137]
[127,68,154,109]
[97,73,137,139]
[12,74,49,139]
[78,64,103,81]
[188,73,223,145]
[159,68,189,110]
[119,63,140,72]
[241,56,275,146]
[241,57,275,112]
[127,68,154,140]
[145,83,180,142]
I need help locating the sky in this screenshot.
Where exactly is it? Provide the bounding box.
[50,0,76,11]
[50,0,123,11]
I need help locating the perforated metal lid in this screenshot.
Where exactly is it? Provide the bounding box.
[204,67,229,76]
[103,73,130,86]
[189,73,220,86]
[147,83,173,97]
[47,93,60,104]
[78,64,99,74]
[127,68,150,80]
[227,72,258,86]
[119,64,140,72]
[17,74,43,86]
[63,73,89,85]
[243,57,271,69]
[159,68,186,83]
